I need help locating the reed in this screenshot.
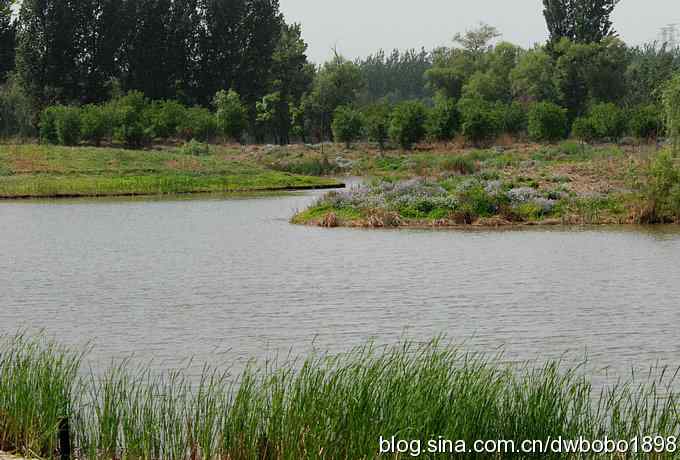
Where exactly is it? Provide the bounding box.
[1,333,679,459]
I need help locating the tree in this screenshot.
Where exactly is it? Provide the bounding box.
[302,54,364,141]
[265,22,314,144]
[358,48,432,103]
[543,0,620,45]
[528,102,568,142]
[364,102,391,152]
[454,22,501,58]
[214,89,247,142]
[458,97,502,146]
[0,0,15,82]
[427,95,459,141]
[510,47,559,103]
[331,105,365,148]
[16,0,84,115]
[389,101,428,149]
[662,74,680,154]
[553,37,628,119]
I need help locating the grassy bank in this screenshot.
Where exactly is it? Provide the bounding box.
[290,142,680,227]
[0,144,341,198]
[1,334,679,459]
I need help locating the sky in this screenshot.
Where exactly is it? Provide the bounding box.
[279,0,680,63]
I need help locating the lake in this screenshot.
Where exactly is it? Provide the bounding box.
[2,187,680,385]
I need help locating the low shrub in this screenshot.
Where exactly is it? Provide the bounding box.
[440,155,476,175]
[80,104,112,146]
[628,105,664,141]
[639,151,680,223]
[109,91,152,148]
[332,105,365,148]
[147,99,186,139]
[587,102,626,141]
[427,95,459,141]
[178,139,211,156]
[527,102,567,142]
[178,107,219,142]
[389,101,428,149]
[214,89,247,142]
[364,103,391,151]
[39,106,60,144]
[458,98,502,146]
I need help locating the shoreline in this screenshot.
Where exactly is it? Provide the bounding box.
[0,181,345,201]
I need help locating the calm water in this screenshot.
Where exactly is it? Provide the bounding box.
[2,187,680,383]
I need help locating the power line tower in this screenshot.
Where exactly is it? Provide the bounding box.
[661,24,678,49]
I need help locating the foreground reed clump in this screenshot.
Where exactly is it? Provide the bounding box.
[1,333,679,459]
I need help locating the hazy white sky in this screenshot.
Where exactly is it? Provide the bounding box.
[279,0,680,63]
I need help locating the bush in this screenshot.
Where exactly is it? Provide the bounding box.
[178,107,218,142]
[662,74,680,153]
[458,98,502,145]
[80,104,112,146]
[571,116,597,143]
[213,89,247,142]
[628,105,664,141]
[498,101,527,136]
[39,106,60,144]
[364,103,391,151]
[178,139,211,156]
[639,151,680,222]
[527,102,567,142]
[440,155,476,175]
[587,103,626,141]
[109,91,152,148]
[427,96,459,141]
[148,100,186,139]
[55,106,82,146]
[389,101,428,149]
[331,105,365,148]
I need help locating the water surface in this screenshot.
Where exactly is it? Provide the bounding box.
[2,189,680,383]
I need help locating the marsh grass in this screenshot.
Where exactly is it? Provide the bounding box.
[1,333,680,459]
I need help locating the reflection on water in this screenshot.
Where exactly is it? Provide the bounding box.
[1,188,680,386]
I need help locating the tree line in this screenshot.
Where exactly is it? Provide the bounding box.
[2,0,680,147]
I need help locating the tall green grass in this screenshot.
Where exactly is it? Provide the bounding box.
[1,333,679,459]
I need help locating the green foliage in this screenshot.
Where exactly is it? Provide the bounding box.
[358,48,432,103]
[178,139,211,156]
[543,0,620,44]
[0,73,34,138]
[510,48,559,103]
[302,55,365,141]
[80,104,111,146]
[388,101,428,149]
[553,38,628,119]
[440,156,476,175]
[178,107,218,142]
[427,96,459,141]
[4,334,680,460]
[110,91,152,148]
[571,116,597,143]
[458,98,502,145]
[528,101,568,142]
[39,106,59,144]
[587,102,626,140]
[213,89,247,142]
[662,74,680,153]
[54,106,81,146]
[641,151,680,222]
[331,105,365,148]
[628,104,664,140]
[498,101,527,135]
[0,0,15,83]
[364,102,392,151]
[147,100,186,139]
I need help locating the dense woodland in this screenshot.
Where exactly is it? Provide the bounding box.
[1,0,680,148]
